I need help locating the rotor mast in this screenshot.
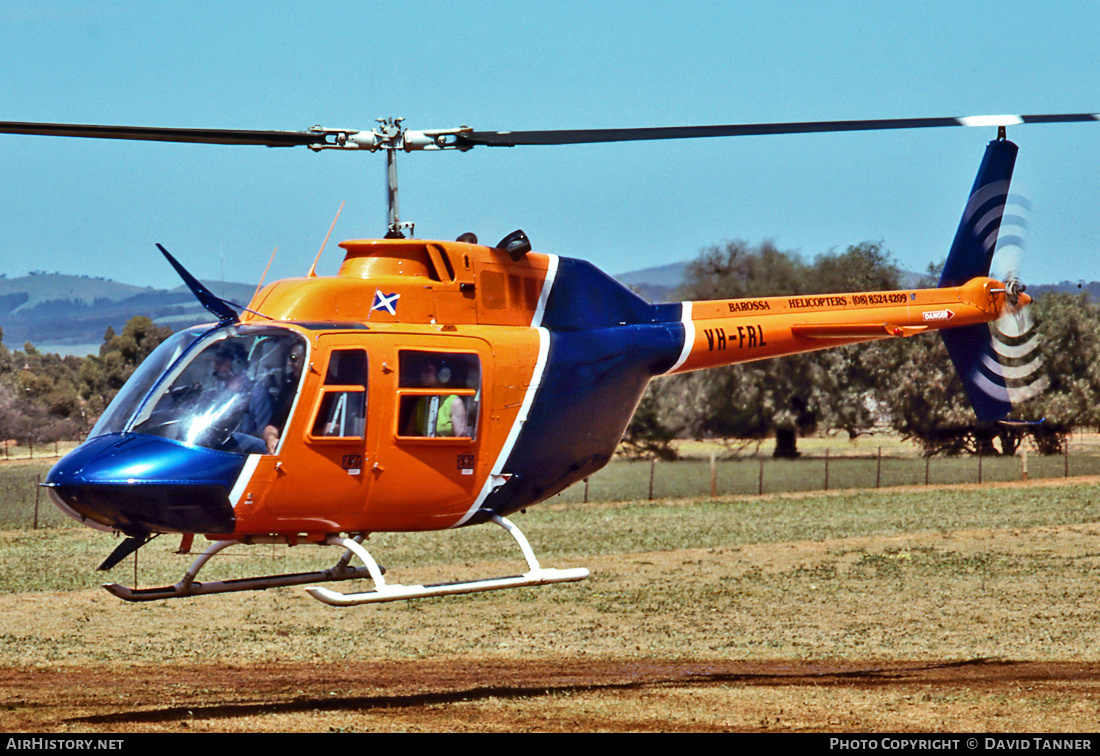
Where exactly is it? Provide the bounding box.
[377,119,412,238]
[306,118,474,239]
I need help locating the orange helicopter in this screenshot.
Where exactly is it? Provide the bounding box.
[0,113,1084,605]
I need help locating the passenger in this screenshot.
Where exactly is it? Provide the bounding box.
[403,360,467,437]
[201,340,269,454]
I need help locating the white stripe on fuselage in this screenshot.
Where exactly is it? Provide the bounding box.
[453,254,559,526]
[229,453,262,507]
[664,300,694,374]
[530,253,558,327]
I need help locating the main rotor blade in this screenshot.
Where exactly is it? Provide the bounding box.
[0,120,327,148]
[456,113,1100,147]
[3,113,1096,152]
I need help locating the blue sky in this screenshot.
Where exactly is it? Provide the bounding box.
[0,0,1097,290]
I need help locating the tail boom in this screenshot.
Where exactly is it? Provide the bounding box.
[666,277,1012,374]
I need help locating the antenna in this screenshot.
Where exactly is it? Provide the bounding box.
[254,247,278,300]
[309,201,345,277]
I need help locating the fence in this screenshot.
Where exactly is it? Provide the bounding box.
[3,438,1100,529]
[552,439,1100,505]
[1,440,78,461]
[0,468,67,529]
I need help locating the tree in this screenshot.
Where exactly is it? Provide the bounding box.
[80,316,173,417]
[624,240,903,457]
[0,316,173,444]
[1015,293,1100,451]
[0,336,85,444]
[619,376,689,460]
[864,291,1100,455]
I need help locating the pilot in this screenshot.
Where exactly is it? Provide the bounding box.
[211,341,248,392]
[404,360,468,438]
[261,343,306,453]
[199,339,270,454]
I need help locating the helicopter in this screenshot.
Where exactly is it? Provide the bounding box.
[0,112,1086,606]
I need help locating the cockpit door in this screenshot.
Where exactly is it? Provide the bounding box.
[260,334,375,527]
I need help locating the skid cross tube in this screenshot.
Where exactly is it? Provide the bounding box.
[306,515,590,606]
[103,537,376,602]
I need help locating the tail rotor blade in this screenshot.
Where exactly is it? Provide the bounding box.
[938,142,1047,421]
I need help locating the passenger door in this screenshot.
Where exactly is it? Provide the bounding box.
[368,335,489,530]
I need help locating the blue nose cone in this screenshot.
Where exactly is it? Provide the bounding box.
[45,433,245,535]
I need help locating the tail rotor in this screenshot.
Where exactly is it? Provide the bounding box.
[985,194,1048,407]
[991,194,1031,334]
[939,139,1048,421]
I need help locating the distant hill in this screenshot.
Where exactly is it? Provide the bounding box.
[612,263,1091,304]
[2,268,1093,357]
[1029,281,1100,299]
[0,273,256,355]
[613,262,690,303]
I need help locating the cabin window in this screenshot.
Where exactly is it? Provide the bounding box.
[125,326,308,455]
[396,350,480,440]
[311,349,368,439]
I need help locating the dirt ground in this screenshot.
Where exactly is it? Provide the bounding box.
[2,658,1099,732]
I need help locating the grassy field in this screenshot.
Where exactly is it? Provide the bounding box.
[2,463,1100,730]
[3,476,1100,612]
[5,434,1100,530]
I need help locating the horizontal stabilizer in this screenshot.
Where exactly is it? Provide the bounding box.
[791,323,928,339]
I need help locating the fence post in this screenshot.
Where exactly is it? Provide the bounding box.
[1065,441,1070,478]
[34,474,41,529]
[709,452,717,497]
[1021,445,1029,482]
[758,457,764,496]
[876,446,882,488]
[583,477,589,504]
[824,448,829,491]
[648,458,656,500]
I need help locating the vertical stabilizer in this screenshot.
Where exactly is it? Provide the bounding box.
[939,138,1018,287]
[939,138,1018,421]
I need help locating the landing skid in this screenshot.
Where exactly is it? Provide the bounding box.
[103,536,375,602]
[102,516,589,605]
[307,516,590,606]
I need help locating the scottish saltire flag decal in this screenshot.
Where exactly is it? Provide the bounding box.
[371,289,400,315]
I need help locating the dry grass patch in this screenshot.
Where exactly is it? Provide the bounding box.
[2,479,1100,731]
